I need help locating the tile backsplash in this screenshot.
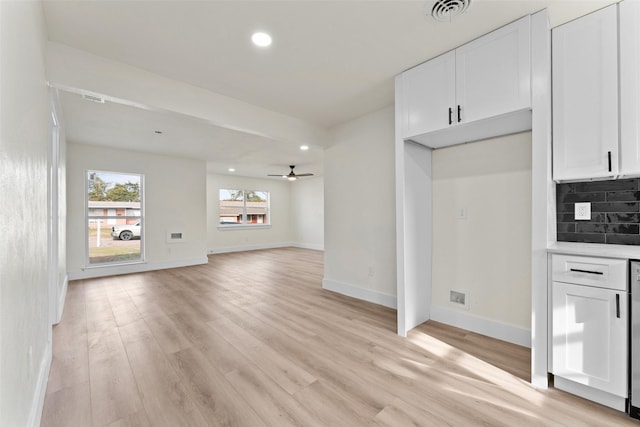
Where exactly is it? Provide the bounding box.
[556,178,640,245]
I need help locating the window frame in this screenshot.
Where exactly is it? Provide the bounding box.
[218,188,271,230]
[85,170,145,267]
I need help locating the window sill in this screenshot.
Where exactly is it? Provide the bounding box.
[217,224,272,231]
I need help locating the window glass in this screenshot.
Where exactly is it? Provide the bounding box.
[87,171,143,265]
[219,189,269,225]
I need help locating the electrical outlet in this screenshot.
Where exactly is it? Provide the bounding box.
[575,202,591,220]
[449,290,469,309]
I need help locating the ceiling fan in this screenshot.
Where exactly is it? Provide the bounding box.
[268,165,314,181]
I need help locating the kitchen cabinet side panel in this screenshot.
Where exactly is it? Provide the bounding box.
[620,0,640,177]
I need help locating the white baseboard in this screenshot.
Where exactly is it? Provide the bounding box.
[291,242,324,251]
[430,305,531,348]
[322,278,397,309]
[554,376,626,412]
[208,242,290,254]
[53,275,68,325]
[68,257,208,280]
[28,340,52,427]
[209,242,324,254]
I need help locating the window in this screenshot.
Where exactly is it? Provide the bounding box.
[87,171,144,266]
[219,189,269,226]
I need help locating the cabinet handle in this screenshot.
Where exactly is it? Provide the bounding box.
[616,294,620,318]
[608,151,612,172]
[569,268,603,275]
[457,105,462,123]
[448,107,452,125]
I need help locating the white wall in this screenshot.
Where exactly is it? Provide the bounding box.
[323,106,397,308]
[291,176,324,250]
[431,132,532,335]
[67,143,207,278]
[0,1,52,425]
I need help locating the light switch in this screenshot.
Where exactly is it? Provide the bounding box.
[575,202,591,220]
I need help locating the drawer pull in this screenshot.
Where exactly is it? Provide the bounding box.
[569,268,603,275]
[616,294,620,318]
[448,107,453,125]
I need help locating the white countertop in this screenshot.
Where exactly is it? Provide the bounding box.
[548,242,640,260]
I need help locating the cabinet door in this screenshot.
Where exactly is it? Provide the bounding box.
[401,51,455,139]
[552,5,619,181]
[552,282,628,397]
[455,16,531,124]
[620,0,640,176]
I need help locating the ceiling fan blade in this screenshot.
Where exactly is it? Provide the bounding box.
[268,174,286,177]
[295,173,314,177]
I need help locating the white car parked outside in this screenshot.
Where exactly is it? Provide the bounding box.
[111,221,141,240]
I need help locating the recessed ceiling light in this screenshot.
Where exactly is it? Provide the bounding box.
[251,32,272,47]
[300,145,309,151]
[228,168,235,172]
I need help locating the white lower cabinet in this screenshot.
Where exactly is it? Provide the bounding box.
[552,282,628,397]
[551,254,628,411]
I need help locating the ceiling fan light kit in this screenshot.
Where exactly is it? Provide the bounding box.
[268,165,313,181]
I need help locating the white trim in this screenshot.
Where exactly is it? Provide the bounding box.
[208,242,290,254]
[68,257,208,280]
[530,8,553,389]
[217,224,272,231]
[208,242,324,254]
[430,305,531,348]
[291,242,324,251]
[28,341,52,427]
[554,376,626,412]
[53,275,68,325]
[322,278,397,309]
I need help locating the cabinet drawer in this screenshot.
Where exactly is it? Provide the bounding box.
[551,254,627,290]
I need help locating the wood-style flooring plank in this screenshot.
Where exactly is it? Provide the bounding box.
[42,248,639,427]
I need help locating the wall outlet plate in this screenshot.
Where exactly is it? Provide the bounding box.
[575,202,591,220]
[449,290,470,310]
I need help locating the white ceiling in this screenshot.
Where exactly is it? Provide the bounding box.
[43,0,616,178]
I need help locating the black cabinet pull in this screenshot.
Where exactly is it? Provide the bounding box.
[457,105,462,123]
[616,294,620,318]
[448,107,452,125]
[570,268,603,275]
[608,151,612,172]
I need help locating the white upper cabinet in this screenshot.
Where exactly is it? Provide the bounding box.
[620,0,640,177]
[402,52,455,138]
[397,16,531,148]
[552,5,619,182]
[456,16,531,124]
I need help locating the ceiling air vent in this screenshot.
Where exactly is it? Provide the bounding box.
[430,0,471,22]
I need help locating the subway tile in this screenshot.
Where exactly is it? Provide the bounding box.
[556,179,640,246]
[557,214,575,222]
[591,202,639,212]
[559,192,606,203]
[557,223,576,233]
[557,233,606,243]
[606,212,640,223]
[606,191,640,202]
[575,179,638,193]
[557,212,605,223]
[576,223,639,234]
[606,234,640,245]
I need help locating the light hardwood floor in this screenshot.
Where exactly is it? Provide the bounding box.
[42,247,637,426]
